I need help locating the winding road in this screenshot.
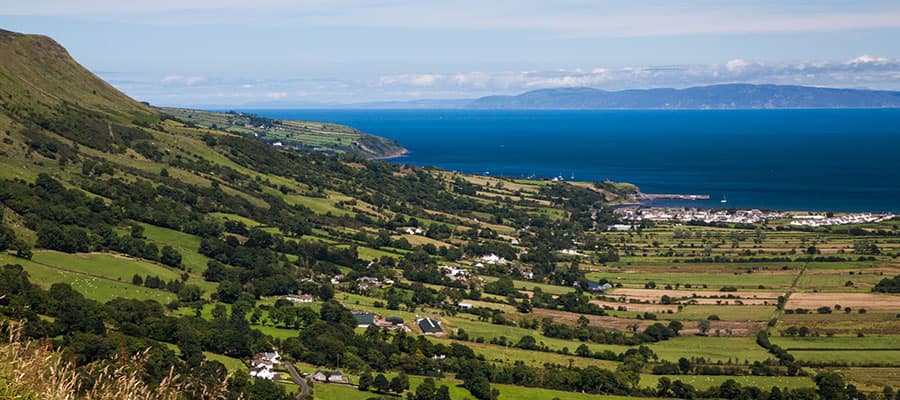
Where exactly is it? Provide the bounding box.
[284,362,310,398]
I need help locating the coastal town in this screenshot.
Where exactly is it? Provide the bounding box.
[613,207,895,227]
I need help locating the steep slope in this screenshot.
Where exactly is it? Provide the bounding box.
[0,29,402,159]
[0,29,155,120]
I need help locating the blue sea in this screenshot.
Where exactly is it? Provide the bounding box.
[248,109,900,213]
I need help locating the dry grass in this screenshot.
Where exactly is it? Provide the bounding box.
[608,288,784,304]
[787,292,900,311]
[0,321,231,400]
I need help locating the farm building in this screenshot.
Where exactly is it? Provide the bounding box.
[417,317,443,334]
[311,371,328,382]
[328,371,348,383]
[312,370,348,383]
[586,281,613,294]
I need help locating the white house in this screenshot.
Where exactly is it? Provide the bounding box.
[311,371,329,382]
[480,254,508,265]
[404,227,425,235]
[286,294,314,303]
[441,265,469,282]
[250,366,275,380]
[328,371,348,383]
[250,359,273,369]
[256,351,281,364]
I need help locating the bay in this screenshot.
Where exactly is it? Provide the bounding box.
[248,109,900,212]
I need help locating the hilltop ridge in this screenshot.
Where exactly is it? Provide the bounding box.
[0,29,403,158]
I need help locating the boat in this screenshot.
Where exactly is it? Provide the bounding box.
[720,195,728,204]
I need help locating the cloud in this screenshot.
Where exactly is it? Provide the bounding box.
[849,55,890,64]
[371,55,900,94]
[99,55,900,106]
[264,91,288,99]
[160,75,208,86]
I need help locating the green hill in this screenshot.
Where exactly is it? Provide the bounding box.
[0,28,402,160]
[160,107,407,158]
[0,28,627,400]
[3,28,898,400]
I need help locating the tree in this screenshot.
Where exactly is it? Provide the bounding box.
[718,379,741,399]
[436,385,451,400]
[657,377,673,397]
[390,372,409,394]
[815,372,847,400]
[203,261,228,282]
[698,319,711,336]
[516,335,537,350]
[211,303,228,321]
[516,298,533,313]
[465,376,496,400]
[318,283,335,301]
[0,225,15,251]
[132,274,143,286]
[14,239,33,260]
[358,371,373,391]
[414,377,436,400]
[178,284,203,302]
[678,357,692,374]
[853,240,880,255]
[668,320,684,335]
[577,315,590,327]
[245,228,274,248]
[373,374,389,393]
[576,344,592,357]
[616,354,643,389]
[130,224,144,239]
[160,245,182,268]
[217,280,243,303]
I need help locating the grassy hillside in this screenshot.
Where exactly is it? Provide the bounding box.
[2,29,899,400]
[160,107,406,158]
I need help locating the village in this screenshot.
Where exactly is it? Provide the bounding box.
[787,212,896,227]
[613,207,894,227]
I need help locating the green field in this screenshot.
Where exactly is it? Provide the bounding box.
[27,250,216,296]
[641,375,814,390]
[770,335,900,366]
[131,222,213,273]
[481,275,576,295]
[771,335,900,349]
[788,350,900,366]
[1,252,176,303]
[203,352,247,372]
[492,383,653,400]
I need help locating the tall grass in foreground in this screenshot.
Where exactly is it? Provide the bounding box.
[0,321,231,399]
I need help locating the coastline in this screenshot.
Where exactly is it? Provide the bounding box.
[371,148,410,161]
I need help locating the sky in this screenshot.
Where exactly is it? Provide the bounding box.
[2,0,900,106]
